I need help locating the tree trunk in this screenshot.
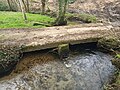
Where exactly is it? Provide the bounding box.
[63,0,68,15]
[18,0,27,20]
[22,0,28,12]
[26,0,29,12]
[41,0,46,14]
[14,0,21,11]
[54,0,68,26]
[7,0,12,11]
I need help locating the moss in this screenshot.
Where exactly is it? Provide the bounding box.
[104,70,120,90]
[98,38,120,51]
[115,54,120,59]
[109,53,120,89]
[0,45,23,77]
[116,72,120,84]
[111,58,120,69]
[111,52,120,69]
[78,13,97,23]
[58,44,69,59]
[66,13,76,20]
[53,16,67,26]
[66,13,97,23]
[106,72,120,90]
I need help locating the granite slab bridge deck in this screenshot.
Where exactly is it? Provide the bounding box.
[0,23,120,52]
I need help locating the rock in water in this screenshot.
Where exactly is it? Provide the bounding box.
[58,44,69,59]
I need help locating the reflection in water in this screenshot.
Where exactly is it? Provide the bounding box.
[0,49,115,90]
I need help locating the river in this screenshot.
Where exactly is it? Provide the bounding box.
[0,44,116,90]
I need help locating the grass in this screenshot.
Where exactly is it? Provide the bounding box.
[0,11,55,29]
[66,13,97,23]
[0,11,98,29]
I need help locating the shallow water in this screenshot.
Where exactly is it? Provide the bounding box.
[0,49,115,90]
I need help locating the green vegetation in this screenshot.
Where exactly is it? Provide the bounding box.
[0,1,9,11]
[66,13,97,23]
[78,13,97,23]
[98,38,120,51]
[53,0,68,26]
[68,0,76,4]
[109,52,120,90]
[0,45,22,76]
[0,11,55,29]
[116,72,120,84]
[104,71,120,90]
[116,54,120,59]
[58,44,69,59]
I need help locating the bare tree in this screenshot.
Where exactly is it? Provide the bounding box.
[7,0,12,10]
[22,0,30,12]
[18,0,27,20]
[26,0,29,12]
[41,0,46,14]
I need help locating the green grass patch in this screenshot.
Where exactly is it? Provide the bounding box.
[66,13,97,23]
[0,11,55,29]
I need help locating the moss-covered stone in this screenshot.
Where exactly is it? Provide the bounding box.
[58,44,69,59]
[0,45,23,77]
[98,38,120,51]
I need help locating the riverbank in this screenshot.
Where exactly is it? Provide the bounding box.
[105,52,120,90]
[97,36,120,90]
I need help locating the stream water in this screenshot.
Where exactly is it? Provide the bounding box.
[0,44,116,90]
